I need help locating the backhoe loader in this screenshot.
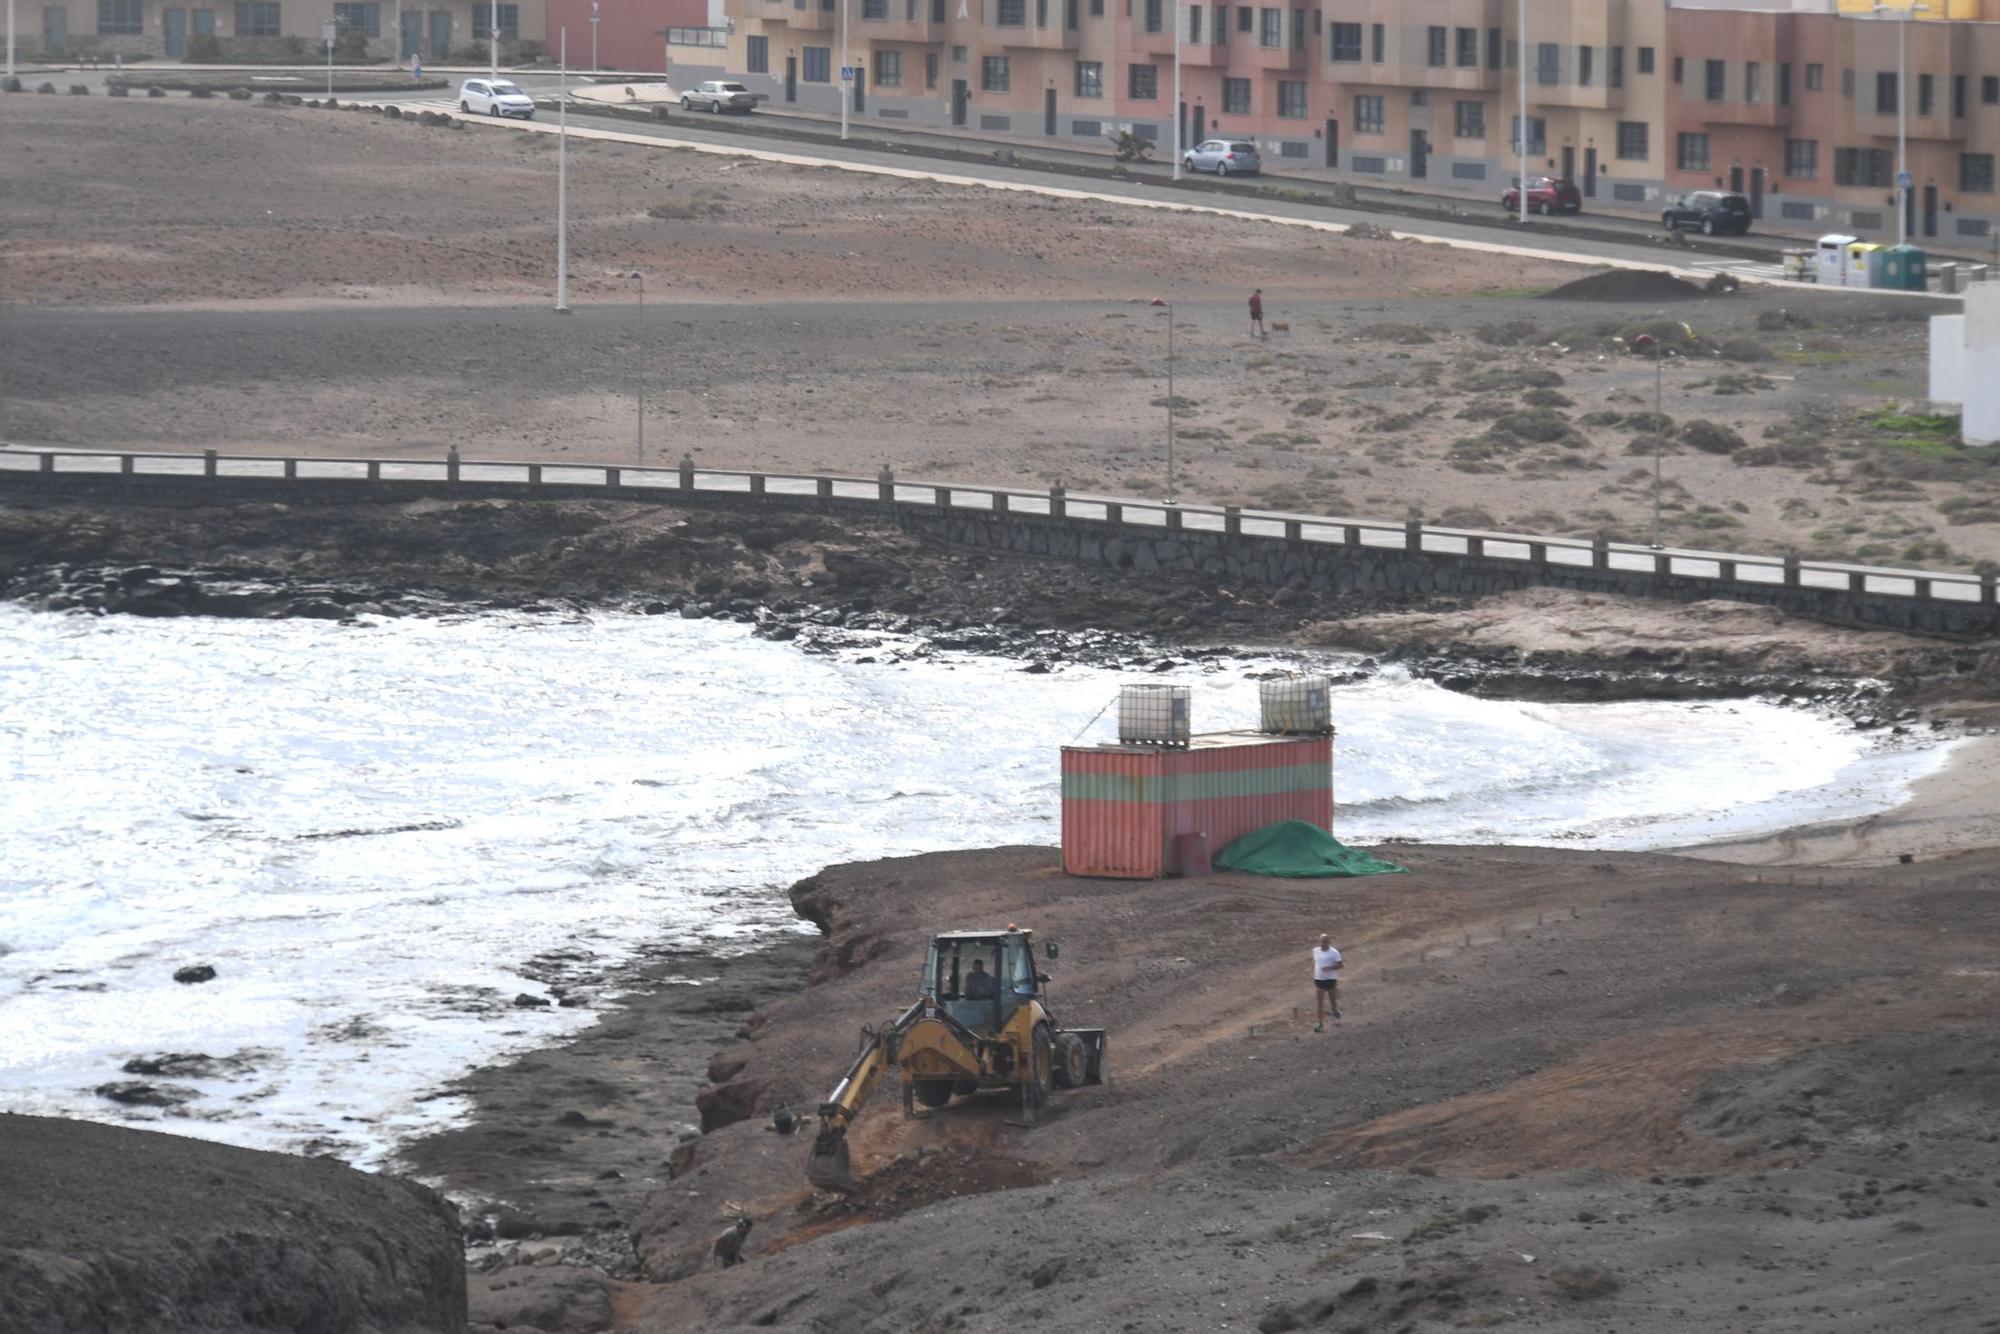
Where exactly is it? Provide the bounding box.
[806,927,1106,1192]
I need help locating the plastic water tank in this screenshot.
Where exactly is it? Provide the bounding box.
[1118,684,1191,747]
[1259,676,1333,734]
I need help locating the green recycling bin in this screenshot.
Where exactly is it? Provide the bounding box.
[1870,244,1928,291]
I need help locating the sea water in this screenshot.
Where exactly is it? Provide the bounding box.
[0,606,1953,1165]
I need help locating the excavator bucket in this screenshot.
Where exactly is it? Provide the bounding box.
[806,1135,855,1193]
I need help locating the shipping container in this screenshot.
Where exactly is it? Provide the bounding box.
[1061,731,1334,879]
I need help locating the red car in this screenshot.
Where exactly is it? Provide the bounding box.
[1500,176,1584,216]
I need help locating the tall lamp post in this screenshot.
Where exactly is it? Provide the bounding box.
[1150,298,1177,505]
[8,0,18,81]
[556,28,570,314]
[590,0,599,71]
[1515,0,1528,224]
[1635,333,1669,549]
[1874,3,1930,248]
[622,271,647,463]
[839,0,851,140]
[1171,0,1182,181]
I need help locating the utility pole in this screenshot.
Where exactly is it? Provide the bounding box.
[324,18,336,97]
[556,28,570,314]
[627,272,647,463]
[590,0,599,71]
[839,0,850,140]
[7,0,17,83]
[1874,3,1930,247]
[1150,298,1176,504]
[1171,0,1182,181]
[489,0,498,85]
[1516,0,1528,224]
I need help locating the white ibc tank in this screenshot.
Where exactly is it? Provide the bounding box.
[1259,675,1333,734]
[1118,684,1191,746]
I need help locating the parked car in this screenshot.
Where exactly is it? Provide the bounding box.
[1662,190,1754,236]
[681,81,758,114]
[1182,139,1262,177]
[1500,176,1583,215]
[459,78,535,119]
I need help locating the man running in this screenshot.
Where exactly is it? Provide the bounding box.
[1248,288,1266,339]
[1312,933,1343,1031]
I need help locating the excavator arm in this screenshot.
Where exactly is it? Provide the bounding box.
[806,1001,923,1192]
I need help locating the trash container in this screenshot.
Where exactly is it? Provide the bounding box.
[1875,244,1928,291]
[1816,234,1858,286]
[1846,242,1884,288]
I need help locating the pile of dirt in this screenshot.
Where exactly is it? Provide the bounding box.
[1541,269,1708,302]
[0,1114,465,1333]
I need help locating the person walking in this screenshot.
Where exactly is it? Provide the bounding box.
[1311,932,1342,1031]
[1248,288,1267,339]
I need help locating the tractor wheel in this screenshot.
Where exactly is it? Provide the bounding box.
[1053,1033,1089,1089]
[1023,1023,1054,1108]
[913,1080,953,1109]
[952,1079,978,1097]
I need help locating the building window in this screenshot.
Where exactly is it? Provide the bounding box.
[1090,0,1102,13]
[747,35,768,72]
[1745,62,1759,104]
[1188,3,1201,41]
[98,0,142,32]
[1877,71,1897,115]
[1954,74,1966,118]
[1806,63,1823,92]
[1075,60,1101,97]
[333,3,378,36]
[1637,46,1654,75]
[1257,7,1279,47]
[1964,153,1995,194]
[1512,115,1545,155]
[1143,0,1161,32]
[1677,132,1710,172]
[1577,45,1592,87]
[1454,100,1483,139]
[1278,80,1306,118]
[1705,60,1725,102]
[1355,93,1383,134]
[1842,67,1854,98]
[982,55,1009,90]
[1370,20,1382,61]
[1426,25,1445,67]
[1785,138,1817,180]
[862,0,887,17]
[1237,5,1250,33]
[1616,120,1647,161]
[925,51,938,86]
[1834,147,1891,188]
[1536,42,1557,86]
[1985,76,1999,105]
[874,50,900,85]
[1487,28,1500,70]
[997,0,1024,24]
[471,3,517,38]
[1409,89,1426,108]
[1290,7,1303,50]
[1223,77,1250,113]
[1328,21,1358,62]
[1778,62,1791,106]
[803,46,831,81]
[1128,62,1156,99]
[1672,55,1683,85]
[1609,46,1622,89]
[1919,73,1934,118]
[1455,27,1476,68]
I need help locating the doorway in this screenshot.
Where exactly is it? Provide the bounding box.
[951,78,968,126]
[429,11,451,59]
[785,55,797,103]
[1192,102,1204,144]
[1750,166,1765,218]
[163,8,186,56]
[43,5,67,54]
[1562,144,1576,183]
[192,7,213,39]
[1410,129,1429,180]
[1046,87,1057,136]
[401,10,420,56]
[853,66,865,114]
[1324,117,1337,168]
[1905,186,1916,239]
[1583,146,1597,197]
[1728,163,1744,194]
[1923,184,1938,238]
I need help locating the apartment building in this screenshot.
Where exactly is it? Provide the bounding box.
[29,0,546,61]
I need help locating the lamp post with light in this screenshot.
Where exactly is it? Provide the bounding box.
[1634,332,1669,549]
[1150,298,1177,505]
[590,0,599,71]
[1873,3,1931,247]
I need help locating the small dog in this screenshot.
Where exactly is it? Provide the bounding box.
[1271,321,1290,333]
[713,1216,754,1268]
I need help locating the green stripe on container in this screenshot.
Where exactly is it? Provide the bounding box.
[1061,765,1330,803]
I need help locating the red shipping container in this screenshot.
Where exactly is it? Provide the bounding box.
[1060,732,1334,879]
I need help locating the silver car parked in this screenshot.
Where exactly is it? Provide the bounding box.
[1182,138,1261,176]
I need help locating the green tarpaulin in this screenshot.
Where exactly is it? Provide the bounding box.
[1214,821,1407,879]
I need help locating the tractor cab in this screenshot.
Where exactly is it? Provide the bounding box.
[922,928,1043,1035]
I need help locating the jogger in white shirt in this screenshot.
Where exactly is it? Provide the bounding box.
[1312,933,1343,1032]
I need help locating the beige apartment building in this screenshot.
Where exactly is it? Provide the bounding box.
[28,0,546,62]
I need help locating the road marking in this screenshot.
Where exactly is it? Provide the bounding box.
[348,98,1942,298]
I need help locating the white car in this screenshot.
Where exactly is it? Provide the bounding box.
[680,80,758,114]
[459,78,535,119]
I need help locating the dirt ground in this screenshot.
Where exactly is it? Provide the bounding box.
[5,98,1999,572]
[449,841,2000,1334]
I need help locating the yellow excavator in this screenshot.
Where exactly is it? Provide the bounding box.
[806,926,1107,1192]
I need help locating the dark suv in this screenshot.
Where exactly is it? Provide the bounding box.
[1662,191,1753,236]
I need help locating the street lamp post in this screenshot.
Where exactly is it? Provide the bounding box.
[1171,0,1182,181]
[1150,298,1177,505]
[1636,333,1667,548]
[1874,3,1931,248]
[590,0,599,71]
[624,271,646,463]
[7,0,17,83]
[323,19,336,97]
[556,28,570,314]
[1516,0,1528,224]
[839,0,850,141]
